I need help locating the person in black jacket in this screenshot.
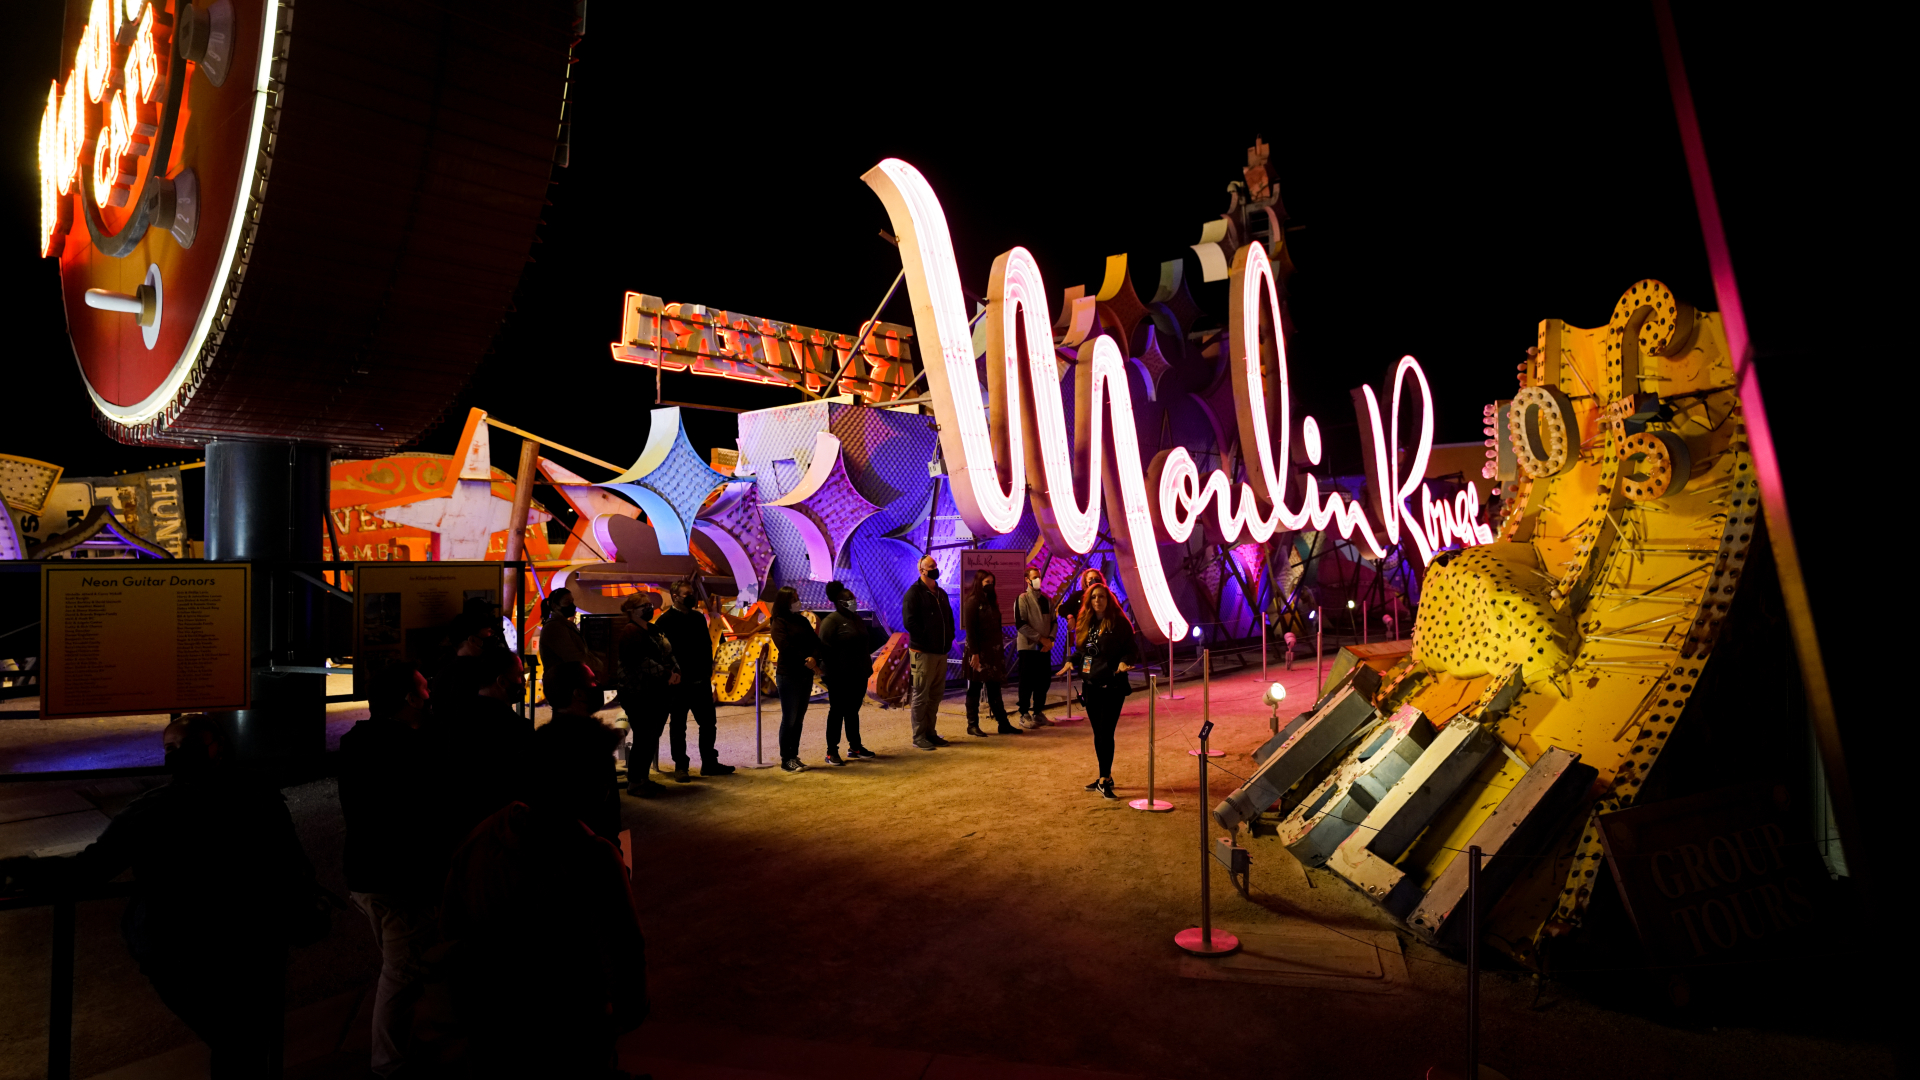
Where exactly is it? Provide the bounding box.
[901,554,955,750]
[1,716,321,1078]
[1055,567,1108,639]
[817,580,877,764]
[768,586,825,772]
[339,661,442,1078]
[962,569,1019,737]
[534,660,625,840]
[655,581,734,778]
[1067,583,1141,800]
[447,647,533,841]
[617,594,680,794]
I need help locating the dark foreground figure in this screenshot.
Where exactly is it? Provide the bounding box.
[3,716,324,1077]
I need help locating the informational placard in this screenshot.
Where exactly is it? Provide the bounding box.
[40,562,250,720]
[353,562,503,698]
[959,549,1029,625]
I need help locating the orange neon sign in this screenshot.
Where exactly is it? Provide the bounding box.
[39,0,167,251]
[613,294,920,403]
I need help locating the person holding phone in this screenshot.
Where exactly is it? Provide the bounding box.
[1067,583,1140,800]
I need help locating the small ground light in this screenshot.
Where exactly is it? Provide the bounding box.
[1264,682,1286,707]
[1347,599,1356,609]
[1191,626,1203,639]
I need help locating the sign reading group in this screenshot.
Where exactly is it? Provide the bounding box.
[40,562,250,720]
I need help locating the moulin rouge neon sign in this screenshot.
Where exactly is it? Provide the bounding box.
[864,158,1491,644]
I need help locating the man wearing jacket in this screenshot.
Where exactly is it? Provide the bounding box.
[901,554,955,750]
[654,582,735,778]
[1014,566,1056,726]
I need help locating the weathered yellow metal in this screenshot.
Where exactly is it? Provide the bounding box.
[1361,280,1753,967]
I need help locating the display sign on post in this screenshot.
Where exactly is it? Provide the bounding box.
[40,562,251,720]
[353,563,504,699]
[958,549,1029,625]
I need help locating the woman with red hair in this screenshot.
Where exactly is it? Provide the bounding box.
[1067,582,1140,799]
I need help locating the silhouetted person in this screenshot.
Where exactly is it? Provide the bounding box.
[962,569,1019,737]
[339,661,442,1077]
[1014,565,1055,725]
[817,581,876,764]
[616,593,678,796]
[538,588,605,700]
[440,796,646,1078]
[1056,567,1108,640]
[534,659,624,840]
[1067,583,1140,800]
[655,580,734,778]
[447,647,533,840]
[768,586,824,771]
[0,716,321,1078]
[901,555,954,751]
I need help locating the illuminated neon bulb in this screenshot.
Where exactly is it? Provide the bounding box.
[40,0,165,243]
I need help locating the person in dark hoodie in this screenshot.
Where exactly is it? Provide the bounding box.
[616,593,679,795]
[901,554,955,751]
[768,586,825,771]
[1,716,322,1078]
[534,660,625,841]
[817,580,877,764]
[339,661,444,1078]
[654,580,734,779]
[961,569,1020,737]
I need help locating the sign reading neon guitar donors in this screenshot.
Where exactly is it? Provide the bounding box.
[863,158,1492,645]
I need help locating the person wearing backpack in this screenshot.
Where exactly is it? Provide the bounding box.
[1014,565,1056,726]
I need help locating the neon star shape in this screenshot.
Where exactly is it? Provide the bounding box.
[600,407,731,557]
[765,431,881,582]
[692,481,776,588]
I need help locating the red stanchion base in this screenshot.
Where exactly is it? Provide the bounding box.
[1174,926,1240,956]
[1129,798,1174,812]
[1187,748,1225,757]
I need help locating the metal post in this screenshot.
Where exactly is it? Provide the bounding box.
[1189,648,1222,757]
[1315,606,1324,694]
[1363,598,1369,645]
[49,895,74,1080]
[1174,721,1238,955]
[1131,675,1173,812]
[1063,663,1082,722]
[1261,613,1268,679]
[1468,844,1482,1080]
[1161,637,1185,700]
[754,658,764,764]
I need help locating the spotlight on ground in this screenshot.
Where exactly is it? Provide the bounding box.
[1264,683,1287,708]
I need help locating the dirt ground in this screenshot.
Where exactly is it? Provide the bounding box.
[0,657,1895,1079]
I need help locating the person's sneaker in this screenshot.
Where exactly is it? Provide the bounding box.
[780,758,808,772]
[848,746,877,758]
[1098,778,1119,800]
[673,763,691,783]
[700,762,736,776]
[930,735,952,746]
[912,739,938,751]
[627,780,663,799]
[1026,713,1053,728]
[995,719,1021,734]
[825,750,847,766]
[1084,779,1103,792]
[966,723,989,738]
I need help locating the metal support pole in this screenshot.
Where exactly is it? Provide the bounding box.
[1161,637,1185,700]
[1174,722,1238,955]
[1468,844,1482,1080]
[1315,606,1324,695]
[738,654,777,768]
[1363,598,1369,645]
[1189,649,1222,756]
[1062,663,1082,721]
[1261,613,1268,679]
[49,895,74,1080]
[1131,675,1173,812]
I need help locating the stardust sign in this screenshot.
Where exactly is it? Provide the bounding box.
[864,159,1491,644]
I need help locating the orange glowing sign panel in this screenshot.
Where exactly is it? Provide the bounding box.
[613,294,920,403]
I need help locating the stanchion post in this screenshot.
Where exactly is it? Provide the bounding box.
[738,654,777,768]
[1174,721,1237,955]
[1161,637,1185,700]
[49,895,74,1080]
[1468,844,1482,1080]
[1363,598,1369,645]
[1314,606,1324,694]
[1261,612,1268,679]
[1188,648,1222,757]
[1063,664,1082,722]
[1131,675,1173,812]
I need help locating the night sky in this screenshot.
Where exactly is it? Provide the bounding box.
[0,5,1887,636]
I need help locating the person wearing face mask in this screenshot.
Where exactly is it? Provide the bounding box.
[817,580,877,764]
[1013,565,1056,726]
[962,569,1020,737]
[616,593,680,794]
[1056,567,1108,640]
[537,588,605,708]
[767,586,826,772]
[901,554,956,751]
[653,580,734,778]
[0,716,323,1078]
